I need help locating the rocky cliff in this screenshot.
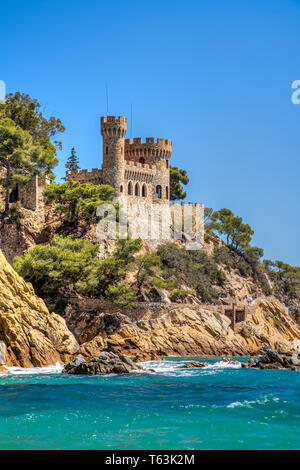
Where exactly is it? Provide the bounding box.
[1,206,300,366]
[0,250,78,367]
[63,296,300,360]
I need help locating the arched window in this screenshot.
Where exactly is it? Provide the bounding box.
[120,185,123,193]
[156,185,162,199]
[166,160,169,168]
[139,157,145,164]
[142,184,147,197]
[166,186,169,199]
[128,181,133,195]
[135,183,140,196]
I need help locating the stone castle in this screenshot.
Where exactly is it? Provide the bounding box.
[66,116,172,206]
[18,115,204,244]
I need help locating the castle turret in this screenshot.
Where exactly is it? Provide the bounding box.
[101,116,127,198]
[124,137,172,203]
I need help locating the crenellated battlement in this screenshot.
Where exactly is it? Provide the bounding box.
[101,116,127,138]
[125,137,171,147]
[170,201,204,207]
[66,168,103,184]
[101,116,126,125]
[124,137,171,160]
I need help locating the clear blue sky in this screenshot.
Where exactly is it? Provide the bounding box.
[1,0,300,265]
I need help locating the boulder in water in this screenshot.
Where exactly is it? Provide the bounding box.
[63,351,145,375]
[242,345,300,370]
[176,361,208,369]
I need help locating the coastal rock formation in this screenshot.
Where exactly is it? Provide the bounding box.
[0,250,78,367]
[67,296,300,359]
[0,365,10,374]
[242,345,300,370]
[176,361,208,369]
[63,351,144,375]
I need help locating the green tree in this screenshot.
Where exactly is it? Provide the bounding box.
[169,166,189,200]
[135,252,162,289]
[65,147,80,173]
[43,180,115,224]
[0,92,65,149]
[13,234,99,299]
[211,208,254,252]
[0,118,57,215]
[264,259,300,294]
[14,236,145,309]
[105,282,137,308]
[114,238,143,266]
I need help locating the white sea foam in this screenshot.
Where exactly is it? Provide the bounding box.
[140,359,242,375]
[6,362,64,375]
[3,358,242,376]
[205,360,242,370]
[226,395,280,409]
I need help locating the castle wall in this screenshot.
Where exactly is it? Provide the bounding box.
[66,168,103,185]
[18,175,50,211]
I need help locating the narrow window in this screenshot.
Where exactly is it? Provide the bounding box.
[106,146,108,154]
[128,182,133,195]
[135,183,140,196]
[156,185,162,199]
[166,160,169,168]
[142,184,147,197]
[166,186,169,199]
[120,185,123,193]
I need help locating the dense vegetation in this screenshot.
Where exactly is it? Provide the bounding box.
[0,92,64,215]
[43,180,115,226]
[157,243,225,302]
[13,235,191,311]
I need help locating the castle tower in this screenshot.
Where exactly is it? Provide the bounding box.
[101,116,127,198]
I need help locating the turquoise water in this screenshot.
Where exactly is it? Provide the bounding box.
[0,357,299,450]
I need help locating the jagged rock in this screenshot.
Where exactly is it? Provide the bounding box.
[63,351,144,375]
[243,345,300,370]
[133,352,164,362]
[259,345,285,365]
[242,358,260,368]
[0,365,10,374]
[0,250,79,367]
[176,361,208,369]
[74,296,300,360]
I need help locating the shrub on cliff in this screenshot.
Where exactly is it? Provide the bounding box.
[0,118,57,215]
[264,260,300,297]
[13,234,99,299]
[157,243,225,301]
[213,245,271,295]
[43,180,115,225]
[13,235,137,308]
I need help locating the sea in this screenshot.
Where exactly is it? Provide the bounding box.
[0,357,299,450]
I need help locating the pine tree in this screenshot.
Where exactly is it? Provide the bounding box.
[65,147,80,173]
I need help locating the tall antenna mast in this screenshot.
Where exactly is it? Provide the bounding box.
[106,82,109,115]
[130,103,133,138]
